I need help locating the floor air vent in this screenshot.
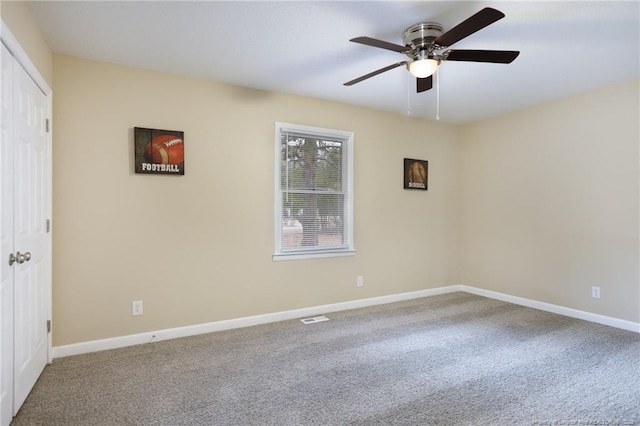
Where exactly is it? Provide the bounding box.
[300,315,329,325]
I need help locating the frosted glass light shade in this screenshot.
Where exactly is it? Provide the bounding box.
[409,58,439,78]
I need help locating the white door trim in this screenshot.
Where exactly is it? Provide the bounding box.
[0,19,53,362]
[0,20,51,96]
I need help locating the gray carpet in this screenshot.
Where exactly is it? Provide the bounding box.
[12,292,640,425]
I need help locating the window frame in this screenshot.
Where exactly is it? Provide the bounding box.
[273,122,355,261]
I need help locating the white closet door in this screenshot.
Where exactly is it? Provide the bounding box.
[0,42,16,426]
[11,43,48,415]
[0,41,49,424]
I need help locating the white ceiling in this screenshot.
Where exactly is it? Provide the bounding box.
[27,1,639,124]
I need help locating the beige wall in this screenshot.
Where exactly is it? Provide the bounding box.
[459,79,640,322]
[52,54,461,346]
[0,1,52,87]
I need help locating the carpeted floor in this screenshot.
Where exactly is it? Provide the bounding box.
[12,292,640,425]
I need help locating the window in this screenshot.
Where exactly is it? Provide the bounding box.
[274,122,354,261]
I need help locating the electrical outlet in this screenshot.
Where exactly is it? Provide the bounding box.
[591,286,600,299]
[132,300,143,316]
[357,276,364,287]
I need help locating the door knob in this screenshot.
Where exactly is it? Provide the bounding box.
[8,251,31,265]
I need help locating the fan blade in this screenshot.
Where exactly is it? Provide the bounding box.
[350,36,408,53]
[434,7,505,47]
[417,75,433,93]
[444,49,520,63]
[344,61,407,86]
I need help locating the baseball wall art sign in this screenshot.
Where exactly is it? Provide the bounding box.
[134,127,185,175]
[403,158,428,190]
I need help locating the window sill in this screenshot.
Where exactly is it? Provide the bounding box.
[272,249,356,262]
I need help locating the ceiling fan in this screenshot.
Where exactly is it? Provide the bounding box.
[344,7,520,93]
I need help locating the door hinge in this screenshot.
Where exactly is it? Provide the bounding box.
[46,219,51,233]
[46,119,50,133]
[47,320,51,333]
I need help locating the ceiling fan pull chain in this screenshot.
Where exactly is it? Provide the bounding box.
[407,71,411,115]
[435,69,440,121]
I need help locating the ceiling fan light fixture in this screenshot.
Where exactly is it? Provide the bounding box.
[408,58,440,78]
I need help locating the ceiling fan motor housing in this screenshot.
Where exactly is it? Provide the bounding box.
[402,23,443,56]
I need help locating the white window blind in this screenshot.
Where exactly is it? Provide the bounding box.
[274,122,354,261]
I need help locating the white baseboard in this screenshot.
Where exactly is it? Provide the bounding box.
[53,284,639,358]
[52,285,460,358]
[461,285,640,333]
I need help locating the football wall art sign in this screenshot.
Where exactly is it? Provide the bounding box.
[134,127,185,175]
[404,158,428,190]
